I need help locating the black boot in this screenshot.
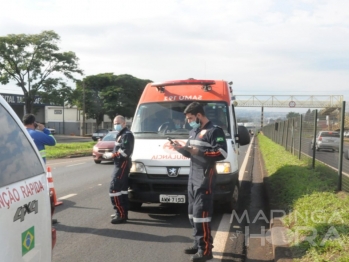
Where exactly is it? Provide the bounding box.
[184,245,198,254]
[190,251,213,262]
[111,215,127,224]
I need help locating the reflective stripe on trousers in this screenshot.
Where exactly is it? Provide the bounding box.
[109,160,130,218]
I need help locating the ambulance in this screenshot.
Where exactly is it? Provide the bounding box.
[0,95,56,261]
[128,79,250,212]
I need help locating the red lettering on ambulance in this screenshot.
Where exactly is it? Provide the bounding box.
[26,184,33,196]
[20,186,29,198]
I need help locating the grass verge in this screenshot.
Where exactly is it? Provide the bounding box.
[46,141,96,159]
[258,134,349,261]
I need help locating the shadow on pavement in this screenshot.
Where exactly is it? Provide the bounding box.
[55,223,193,244]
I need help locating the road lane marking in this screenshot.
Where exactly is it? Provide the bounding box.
[239,136,254,181]
[212,214,231,260]
[214,138,253,260]
[300,151,349,177]
[66,163,86,167]
[59,194,77,200]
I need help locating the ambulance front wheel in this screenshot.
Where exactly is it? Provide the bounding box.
[225,184,239,213]
[129,201,142,210]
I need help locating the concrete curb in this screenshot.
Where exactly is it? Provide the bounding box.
[257,136,293,262]
[47,153,91,160]
[269,218,293,262]
[65,154,91,158]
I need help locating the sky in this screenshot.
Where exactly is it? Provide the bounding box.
[0,0,348,114]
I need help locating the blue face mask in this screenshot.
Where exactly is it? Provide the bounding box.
[189,118,200,129]
[114,124,122,131]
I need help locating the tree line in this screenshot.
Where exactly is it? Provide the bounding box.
[0,30,151,125]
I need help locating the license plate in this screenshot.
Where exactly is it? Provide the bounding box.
[160,195,185,203]
[103,152,113,159]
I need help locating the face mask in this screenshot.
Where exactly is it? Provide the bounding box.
[189,117,200,129]
[175,124,181,129]
[114,124,122,131]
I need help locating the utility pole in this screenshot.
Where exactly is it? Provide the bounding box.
[62,97,65,135]
[82,82,86,136]
[261,106,264,129]
[338,101,346,191]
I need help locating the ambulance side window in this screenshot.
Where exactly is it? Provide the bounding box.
[0,105,45,188]
[132,106,145,132]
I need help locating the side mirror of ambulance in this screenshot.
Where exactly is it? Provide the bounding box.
[236,125,251,146]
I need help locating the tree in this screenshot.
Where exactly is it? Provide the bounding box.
[102,74,151,119]
[73,73,151,127]
[286,112,300,119]
[75,73,114,127]
[304,109,312,121]
[0,30,83,113]
[39,82,74,107]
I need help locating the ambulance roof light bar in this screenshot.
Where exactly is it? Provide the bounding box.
[156,86,165,93]
[151,79,216,93]
[202,84,212,92]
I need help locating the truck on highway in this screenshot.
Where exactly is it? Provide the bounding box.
[128,79,250,212]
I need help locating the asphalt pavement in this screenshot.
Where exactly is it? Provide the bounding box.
[48,157,225,262]
[47,139,275,262]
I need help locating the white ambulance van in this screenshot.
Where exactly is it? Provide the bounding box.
[0,95,56,261]
[128,79,250,212]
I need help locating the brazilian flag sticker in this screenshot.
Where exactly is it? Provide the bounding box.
[216,137,224,142]
[22,226,35,256]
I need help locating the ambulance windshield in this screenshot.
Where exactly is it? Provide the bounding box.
[131,101,231,138]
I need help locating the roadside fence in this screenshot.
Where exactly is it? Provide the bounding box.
[262,101,349,192]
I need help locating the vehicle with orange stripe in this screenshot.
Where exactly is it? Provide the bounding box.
[128,79,250,211]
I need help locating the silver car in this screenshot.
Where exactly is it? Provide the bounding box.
[311,131,340,152]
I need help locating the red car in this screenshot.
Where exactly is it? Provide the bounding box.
[92,131,118,164]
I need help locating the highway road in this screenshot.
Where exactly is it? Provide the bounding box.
[47,134,348,262]
[295,138,349,176]
[54,134,349,175]
[48,145,254,262]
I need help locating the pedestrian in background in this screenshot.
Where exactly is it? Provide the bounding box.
[110,115,134,224]
[23,113,56,163]
[174,102,228,262]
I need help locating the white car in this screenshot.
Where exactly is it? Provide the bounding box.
[311,131,340,152]
[92,129,109,141]
[47,127,56,134]
[0,95,56,261]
